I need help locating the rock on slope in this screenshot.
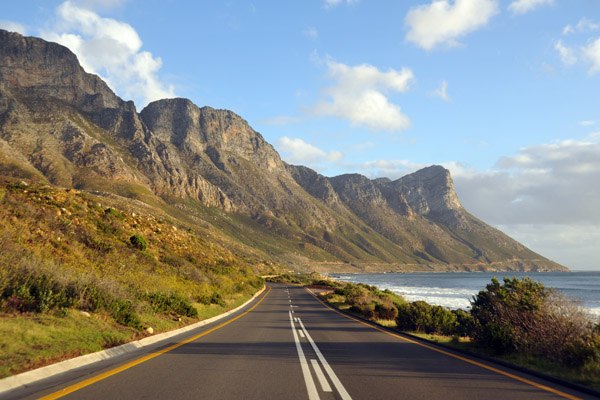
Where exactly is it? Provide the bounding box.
[0,29,567,272]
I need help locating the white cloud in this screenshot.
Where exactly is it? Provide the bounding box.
[431,79,451,101]
[310,59,415,132]
[496,224,600,270]
[555,40,577,66]
[71,0,129,12]
[324,0,358,8]
[453,139,600,226]
[508,0,553,15]
[303,27,318,39]
[582,37,600,74]
[0,20,27,35]
[276,137,343,166]
[449,138,600,270]
[42,1,175,108]
[579,120,596,126]
[563,25,575,36]
[404,0,499,51]
[563,18,600,35]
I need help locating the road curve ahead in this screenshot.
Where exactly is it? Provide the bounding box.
[7,283,594,400]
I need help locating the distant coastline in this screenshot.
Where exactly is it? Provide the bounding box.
[329,271,600,316]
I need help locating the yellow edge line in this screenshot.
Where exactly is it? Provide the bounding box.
[305,288,582,400]
[39,286,272,400]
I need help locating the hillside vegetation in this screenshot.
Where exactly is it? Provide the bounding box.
[0,178,265,377]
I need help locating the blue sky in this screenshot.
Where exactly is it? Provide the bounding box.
[1,0,599,270]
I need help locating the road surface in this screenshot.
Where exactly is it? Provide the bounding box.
[3,283,594,400]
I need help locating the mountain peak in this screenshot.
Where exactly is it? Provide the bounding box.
[0,29,124,111]
[394,165,462,216]
[140,97,283,172]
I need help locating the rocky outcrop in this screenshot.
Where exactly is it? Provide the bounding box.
[0,29,125,112]
[0,29,568,272]
[141,98,283,172]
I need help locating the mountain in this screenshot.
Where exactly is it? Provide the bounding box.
[0,29,567,272]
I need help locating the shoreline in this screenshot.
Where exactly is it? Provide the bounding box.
[327,271,600,317]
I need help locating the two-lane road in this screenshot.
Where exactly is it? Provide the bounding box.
[6,283,594,399]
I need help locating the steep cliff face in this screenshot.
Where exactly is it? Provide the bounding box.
[0,29,124,111]
[139,98,341,228]
[0,30,233,209]
[141,98,282,171]
[389,165,466,228]
[0,30,567,272]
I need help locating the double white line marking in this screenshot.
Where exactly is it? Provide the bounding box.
[289,310,351,400]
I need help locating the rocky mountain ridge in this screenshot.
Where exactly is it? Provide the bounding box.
[0,29,567,272]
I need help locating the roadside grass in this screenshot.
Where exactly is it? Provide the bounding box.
[373,319,397,328]
[0,310,134,378]
[0,291,260,379]
[194,292,254,321]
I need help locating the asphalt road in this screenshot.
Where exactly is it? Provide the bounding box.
[5,283,595,400]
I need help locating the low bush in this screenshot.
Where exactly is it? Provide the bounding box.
[396,301,458,335]
[129,234,147,250]
[374,301,398,320]
[110,300,141,329]
[452,309,475,337]
[82,235,113,253]
[470,277,599,365]
[1,271,76,313]
[104,207,125,220]
[210,292,225,306]
[146,292,198,318]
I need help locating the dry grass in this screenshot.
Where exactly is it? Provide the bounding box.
[0,178,265,377]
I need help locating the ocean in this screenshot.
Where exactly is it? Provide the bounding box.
[329,271,600,317]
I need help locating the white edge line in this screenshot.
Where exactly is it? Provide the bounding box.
[0,286,267,394]
[298,318,352,400]
[289,311,319,400]
[310,359,332,392]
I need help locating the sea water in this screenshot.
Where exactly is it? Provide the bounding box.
[330,271,600,317]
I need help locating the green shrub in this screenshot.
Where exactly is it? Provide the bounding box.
[197,294,212,305]
[104,207,125,220]
[351,303,376,319]
[130,234,147,250]
[96,219,119,235]
[111,300,141,329]
[1,272,76,313]
[146,292,198,318]
[430,305,458,335]
[470,277,599,365]
[470,277,550,353]
[82,235,113,253]
[374,302,398,320]
[395,301,457,334]
[311,279,340,288]
[452,309,476,337]
[210,292,225,306]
